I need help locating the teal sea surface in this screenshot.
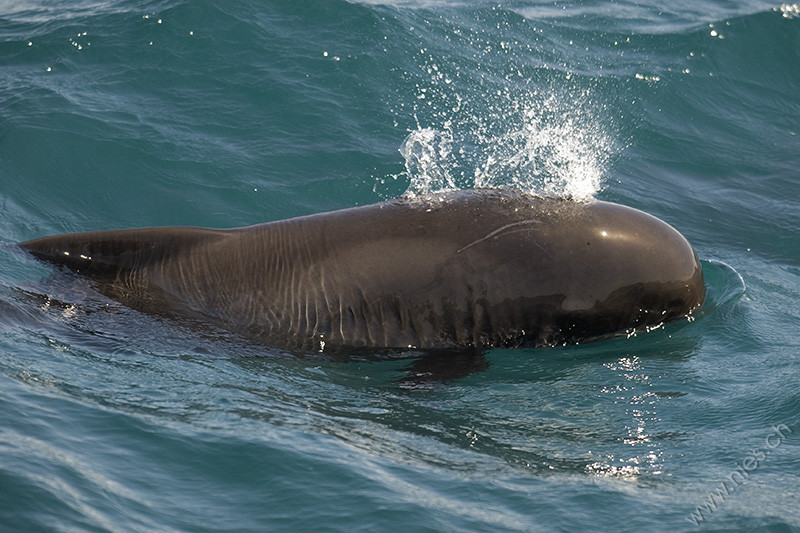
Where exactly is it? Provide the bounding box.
[1,0,799,531]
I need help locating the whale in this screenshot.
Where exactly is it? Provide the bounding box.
[18,188,705,353]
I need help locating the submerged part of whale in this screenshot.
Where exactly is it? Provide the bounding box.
[19,189,704,352]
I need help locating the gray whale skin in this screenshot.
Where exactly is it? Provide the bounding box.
[19,189,705,353]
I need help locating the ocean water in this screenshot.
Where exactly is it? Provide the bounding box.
[1,0,799,530]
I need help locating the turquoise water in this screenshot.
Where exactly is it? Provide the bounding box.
[1,0,799,531]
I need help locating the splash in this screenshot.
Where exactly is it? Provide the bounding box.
[397,87,614,200]
[381,3,621,201]
[472,90,611,200]
[399,127,457,196]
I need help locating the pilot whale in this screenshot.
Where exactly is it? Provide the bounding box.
[19,189,704,352]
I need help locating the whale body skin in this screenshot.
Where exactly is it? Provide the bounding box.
[19,189,705,352]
